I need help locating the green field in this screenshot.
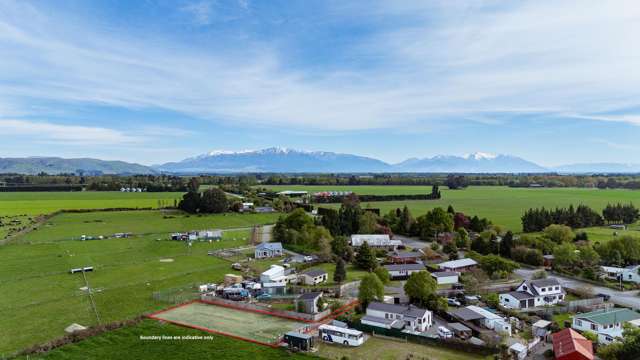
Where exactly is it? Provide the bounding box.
[0,210,281,357]
[14,319,310,360]
[0,191,183,216]
[18,210,280,243]
[265,185,640,231]
[152,301,306,344]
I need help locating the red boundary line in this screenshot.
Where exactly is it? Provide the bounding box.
[146,298,360,348]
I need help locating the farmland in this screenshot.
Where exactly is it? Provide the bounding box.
[261,185,640,231]
[0,210,281,357]
[0,191,183,216]
[14,319,310,360]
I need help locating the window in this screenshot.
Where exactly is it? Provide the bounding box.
[591,324,598,331]
[576,320,582,326]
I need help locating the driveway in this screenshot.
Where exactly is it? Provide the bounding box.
[515,268,640,310]
[393,234,430,250]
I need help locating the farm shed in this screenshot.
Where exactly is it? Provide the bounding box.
[284,332,315,351]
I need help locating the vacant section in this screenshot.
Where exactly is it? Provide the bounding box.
[150,301,307,345]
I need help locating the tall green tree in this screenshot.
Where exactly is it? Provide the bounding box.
[499,230,514,258]
[199,188,229,213]
[374,267,390,285]
[355,241,378,271]
[404,271,437,307]
[334,258,347,284]
[358,273,384,309]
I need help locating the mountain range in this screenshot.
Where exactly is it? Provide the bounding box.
[3,148,640,174]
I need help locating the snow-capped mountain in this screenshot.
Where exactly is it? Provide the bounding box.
[155,148,548,173]
[393,153,546,173]
[155,147,392,173]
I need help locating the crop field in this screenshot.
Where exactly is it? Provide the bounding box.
[0,191,183,216]
[150,301,307,345]
[18,210,280,243]
[0,210,281,357]
[13,319,310,360]
[268,185,640,231]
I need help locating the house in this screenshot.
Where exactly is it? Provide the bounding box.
[532,319,552,339]
[430,271,459,285]
[240,202,254,212]
[387,251,423,264]
[437,258,478,272]
[601,265,640,284]
[254,242,284,259]
[384,263,426,280]
[447,322,472,339]
[297,292,323,314]
[300,269,328,285]
[509,342,527,360]
[350,234,402,250]
[552,328,594,360]
[260,265,286,285]
[572,308,640,344]
[499,278,564,310]
[543,255,555,268]
[362,302,432,333]
[451,305,512,336]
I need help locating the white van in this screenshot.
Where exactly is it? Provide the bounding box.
[437,326,453,339]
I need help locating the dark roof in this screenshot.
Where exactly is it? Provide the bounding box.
[530,278,561,288]
[505,291,535,300]
[367,302,429,318]
[361,315,397,326]
[285,331,313,340]
[431,271,459,278]
[256,242,283,251]
[297,292,322,301]
[303,269,328,277]
[448,322,472,332]
[384,263,426,271]
[389,251,422,258]
[452,307,484,321]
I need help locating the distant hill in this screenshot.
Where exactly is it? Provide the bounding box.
[552,163,640,174]
[0,157,156,175]
[154,147,392,173]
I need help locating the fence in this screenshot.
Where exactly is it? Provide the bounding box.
[351,322,498,356]
[152,285,201,304]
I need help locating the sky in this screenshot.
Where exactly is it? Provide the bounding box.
[1,0,640,166]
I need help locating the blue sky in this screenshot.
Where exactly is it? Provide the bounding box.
[1,0,639,166]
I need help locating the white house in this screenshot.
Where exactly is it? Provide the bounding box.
[260,265,286,285]
[499,278,564,310]
[452,305,512,336]
[362,302,432,333]
[430,271,459,285]
[384,263,426,280]
[300,269,328,285]
[572,308,640,344]
[350,234,402,250]
[601,265,640,284]
[437,258,478,272]
[254,242,284,259]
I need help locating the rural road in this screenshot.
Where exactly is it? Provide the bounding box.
[515,268,640,310]
[394,234,429,249]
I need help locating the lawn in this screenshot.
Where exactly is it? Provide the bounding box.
[13,319,310,360]
[0,210,280,357]
[298,262,369,286]
[580,225,640,244]
[552,313,574,329]
[318,336,492,360]
[0,191,184,216]
[18,210,280,243]
[289,185,640,231]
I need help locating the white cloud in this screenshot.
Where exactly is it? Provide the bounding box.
[181,1,214,25]
[0,119,142,145]
[0,0,640,131]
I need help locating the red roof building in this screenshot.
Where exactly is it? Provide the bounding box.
[552,328,594,360]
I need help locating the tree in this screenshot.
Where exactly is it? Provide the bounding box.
[415,207,453,240]
[443,242,458,260]
[338,196,362,236]
[478,254,519,278]
[597,325,640,360]
[532,270,548,279]
[399,206,415,235]
[334,258,347,284]
[403,271,437,307]
[359,211,379,234]
[178,191,201,213]
[355,241,378,271]
[358,273,384,309]
[544,224,574,243]
[374,267,390,285]
[199,188,229,213]
[455,228,470,249]
[320,209,341,236]
[499,231,514,258]
[331,236,353,261]
[553,242,578,270]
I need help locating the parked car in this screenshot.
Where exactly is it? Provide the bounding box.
[596,293,611,301]
[256,293,272,301]
[437,326,453,339]
[447,298,461,307]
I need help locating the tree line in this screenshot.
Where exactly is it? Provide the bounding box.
[521,203,639,232]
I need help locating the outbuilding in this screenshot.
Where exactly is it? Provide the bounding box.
[284,331,315,351]
[430,271,459,285]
